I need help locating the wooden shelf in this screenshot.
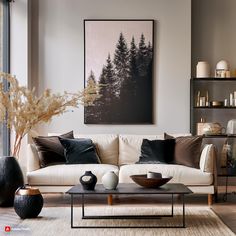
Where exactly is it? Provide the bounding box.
[192,77,236,81]
[193,106,236,109]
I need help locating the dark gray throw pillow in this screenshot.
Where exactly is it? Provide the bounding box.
[136,139,175,164]
[32,131,74,168]
[59,137,101,164]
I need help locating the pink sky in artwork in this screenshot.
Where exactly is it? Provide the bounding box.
[85,20,153,82]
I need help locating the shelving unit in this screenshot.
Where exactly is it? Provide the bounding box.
[191,78,236,200]
[190,77,236,135]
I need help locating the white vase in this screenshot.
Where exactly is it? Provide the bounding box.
[196,61,210,78]
[101,171,118,190]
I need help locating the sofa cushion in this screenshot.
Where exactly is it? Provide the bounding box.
[32,131,74,168]
[164,133,203,169]
[119,164,213,186]
[119,134,164,165]
[59,137,101,164]
[136,139,175,164]
[49,134,119,165]
[27,164,119,185]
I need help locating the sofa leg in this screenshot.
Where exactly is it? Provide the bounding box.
[108,194,113,205]
[208,194,213,205]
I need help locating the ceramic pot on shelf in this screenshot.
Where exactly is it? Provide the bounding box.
[102,171,119,190]
[196,61,210,78]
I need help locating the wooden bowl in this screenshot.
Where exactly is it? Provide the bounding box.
[130,175,172,188]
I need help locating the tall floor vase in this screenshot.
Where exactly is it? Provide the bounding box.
[0,156,24,207]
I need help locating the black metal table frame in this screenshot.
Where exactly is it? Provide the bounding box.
[69,193,186,228]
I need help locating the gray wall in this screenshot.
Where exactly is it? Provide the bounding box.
[192,0,236,77]
[32,0,191,135]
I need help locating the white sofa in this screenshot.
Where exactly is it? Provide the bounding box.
[26,134,217,205]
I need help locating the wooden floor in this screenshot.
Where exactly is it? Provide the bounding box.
[1,187,236,234]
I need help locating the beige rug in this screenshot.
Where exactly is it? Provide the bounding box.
[2,206,235,236]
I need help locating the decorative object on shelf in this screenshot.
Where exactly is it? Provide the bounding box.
[196,118,206,135]
[147,171,162,179]
[210,101,224,107]
[224,99,228,107]
[101,171,119,190]
[215,60,230,78]
[230,93,234,106]
[130,174,172,188]
[84,20,154,124]
[226,119,236,135]
[202,122,225,135]
[79,171,97,190]
[196,91,209,107]
[14,186,43,219]
[206,90,209,106]
[200,96,206,106]
[196,61,210,78]
[196,91,200,106]
[0,156,24,207]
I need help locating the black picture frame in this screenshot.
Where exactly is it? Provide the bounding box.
[84,19,154,124]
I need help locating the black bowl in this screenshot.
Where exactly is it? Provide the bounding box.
[130,174,172,188]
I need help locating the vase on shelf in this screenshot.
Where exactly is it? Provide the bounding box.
[79,171,97,190]
[0,156,24,207]
[196,61,210,78]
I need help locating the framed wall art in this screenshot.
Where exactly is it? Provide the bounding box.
[84,19,154,124]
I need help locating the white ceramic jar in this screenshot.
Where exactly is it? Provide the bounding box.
[101,171,119,190]
[196,61,210,78]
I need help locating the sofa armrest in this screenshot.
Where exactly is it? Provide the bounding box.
[27,144,40,172]
[199,144,218,192]
[199,144,216,173]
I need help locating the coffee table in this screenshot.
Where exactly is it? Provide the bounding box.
[66,183,192,228]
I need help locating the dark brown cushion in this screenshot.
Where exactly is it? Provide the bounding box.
[32,131,74,168]
[164,133,203,169]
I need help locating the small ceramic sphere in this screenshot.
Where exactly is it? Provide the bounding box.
[216,60,229,70]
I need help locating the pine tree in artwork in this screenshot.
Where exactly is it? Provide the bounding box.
[137,33,149,77]
[113,32,130,97]
[84,70,98,122]
[147,41,153,63]
[105,54,116,100]
[95,54,117,122]
[129,36,138,84]
[87,70,96,84]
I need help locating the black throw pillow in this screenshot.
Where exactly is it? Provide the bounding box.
[136,139,175,164]
[32,131,74,168]
[59,137,101,164]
